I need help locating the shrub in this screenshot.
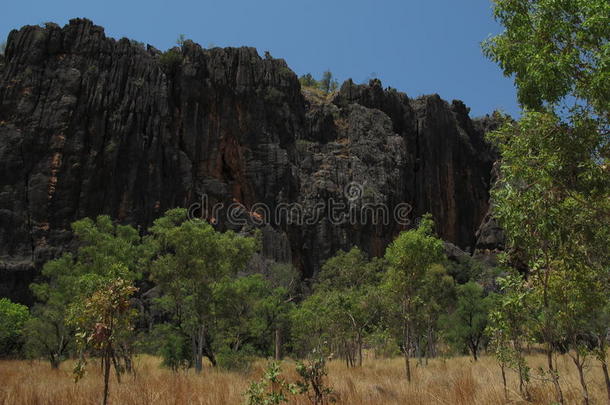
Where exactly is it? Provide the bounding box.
[157,327,191,371]
[244,361,297,405]
[0,298,29,357]
[216,346,256,373]
[159,49,182,72]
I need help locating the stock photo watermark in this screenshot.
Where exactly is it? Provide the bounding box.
[187,182,413,227]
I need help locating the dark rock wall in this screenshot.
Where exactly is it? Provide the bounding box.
[0,19,499,302]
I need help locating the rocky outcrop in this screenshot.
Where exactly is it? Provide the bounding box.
[0,19,498,302]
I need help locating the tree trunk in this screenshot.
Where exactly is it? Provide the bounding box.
[357,333,363,367]
[600,358,610,405]
[572,352,590,405]
[500,363,508,401]
[547,347,564,404]
[596,340,610,405]
[49,354,60,369]
[274,328,282,360]
[103,349,111,405]
[192,335,202,373]
[403,349,411,382]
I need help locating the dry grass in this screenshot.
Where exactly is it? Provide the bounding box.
[0,354,607,404]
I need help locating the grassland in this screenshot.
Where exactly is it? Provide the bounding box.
[0,353,607,404]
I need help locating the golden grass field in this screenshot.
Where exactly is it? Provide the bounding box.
[0,354,607,404]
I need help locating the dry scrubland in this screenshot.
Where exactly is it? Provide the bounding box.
[1,354,608,405]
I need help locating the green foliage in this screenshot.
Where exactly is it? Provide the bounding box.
[147,208,257,371]
[486,274,532,397]
[244,361,298,405]
[382,214,450,379]
[155,325,191,371]
[484,2,609,401]
[27,217,142,368]
[295,352,337,405]
[316,247,383,291]
[159,49,183,72]
[0,41,6,55]
[299,73,317,87]
[0,298,29,357]
[292,248,383,366]
[482,0,609,113]
[440,282,491,361]
[216,345,256,373]
[299,71,339,94]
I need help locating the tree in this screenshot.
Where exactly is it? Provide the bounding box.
[482,0,609,113]
[146,208,256,372]
[0,298,29,357]
[299,73,317,88]
[292,248,383,367]
[316,247,382,291]
[260,262,300,360]
[483,1,609,403]
[69,276,138,405]
[27,216,143,368]
[382,215,446,381]
[319,70,338,94]
[441,282,490,361]
[486,274,533,400]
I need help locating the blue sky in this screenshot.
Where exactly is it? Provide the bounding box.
[1,0,519,117]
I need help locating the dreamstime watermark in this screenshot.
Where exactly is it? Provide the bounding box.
[187,182,413,227]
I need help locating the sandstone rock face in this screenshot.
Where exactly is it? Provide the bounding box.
[0,19,498,302]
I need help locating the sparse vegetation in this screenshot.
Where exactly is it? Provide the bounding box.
[299,71,339,95]
[159,48,183,72]
[1,353,610,404]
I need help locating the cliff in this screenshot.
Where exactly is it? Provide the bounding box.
[0,19,501,302]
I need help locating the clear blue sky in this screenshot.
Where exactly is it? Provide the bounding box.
[1,0,519,117]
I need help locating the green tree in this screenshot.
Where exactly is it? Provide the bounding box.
[259,262,300,360]
[486,274,533,400]
[0,298,29,357]
[440,282,491,361]
[483,1,609,403]
[146,208,256,372]
[27,216,142,368]
[155,324,191,371]
[382,215,446,381]
[292,248,383,367]
[299,73,317,88]
[316,247,382,291]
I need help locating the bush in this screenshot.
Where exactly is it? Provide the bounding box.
[159,49,183,72]
[244,361,297,405]
[156,326,191,371]
[299,73,317,88]
[0,298,29,357]
[216,345,256,372]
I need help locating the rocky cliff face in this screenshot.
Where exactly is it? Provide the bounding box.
[0,19,500,302]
